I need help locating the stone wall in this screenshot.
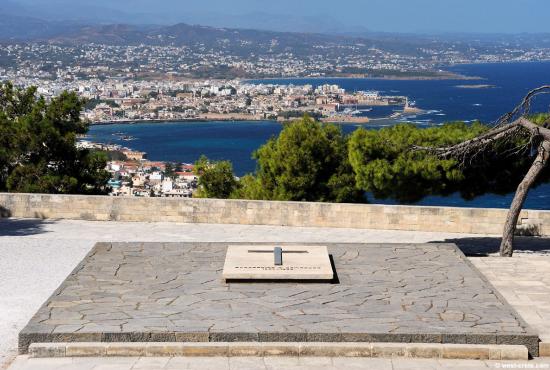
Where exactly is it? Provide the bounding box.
[0,193,549,236]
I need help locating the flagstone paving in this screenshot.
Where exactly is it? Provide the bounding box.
[19,242,539,356]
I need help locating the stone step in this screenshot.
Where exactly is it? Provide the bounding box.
[28,342,529,360]
[540,340,550,357]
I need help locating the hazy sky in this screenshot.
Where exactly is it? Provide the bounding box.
[9,0,550,34]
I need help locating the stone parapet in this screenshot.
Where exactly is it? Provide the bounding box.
[1,193,548,236]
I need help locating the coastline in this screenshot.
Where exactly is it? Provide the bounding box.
[456,84,496,89]
[245,72,482,82]
[90,114,396,126]
[90,116,403,126]
[90,117,269,126]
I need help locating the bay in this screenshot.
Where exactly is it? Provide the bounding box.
[87,62,550,210]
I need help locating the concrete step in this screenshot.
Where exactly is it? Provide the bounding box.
[539,336,550,357]
[28,342,529,361]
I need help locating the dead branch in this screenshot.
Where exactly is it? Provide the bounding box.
[413,118,550,166]
[412,85,550,257]
[497,85,550,126]
[414,86,550,161]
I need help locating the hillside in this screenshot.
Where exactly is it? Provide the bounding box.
[0,16,431,57]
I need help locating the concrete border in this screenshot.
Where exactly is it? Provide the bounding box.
[540,335,550,357]
[27,342,529,360]
[541,342,550,357]
[1,193,549,235]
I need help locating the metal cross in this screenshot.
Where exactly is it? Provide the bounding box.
[248,247,309,266]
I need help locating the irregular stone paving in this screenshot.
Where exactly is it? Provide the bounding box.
[19,242,539,355]
[8,355,550,370]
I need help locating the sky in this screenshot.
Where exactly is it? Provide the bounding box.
[6,0,550,34]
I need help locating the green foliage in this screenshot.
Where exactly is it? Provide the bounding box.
[279,110,322,120]
[529,113,550,126]
[98,150,127,162]
[348,122,481,202]
[235,116,364,203]
[0,82,110,194]
[188,113,550,205]
[164,162,176,179]
[84,99,119,110]
[233,174,264,200]
[194,155,239,199]
[349,121,548,203]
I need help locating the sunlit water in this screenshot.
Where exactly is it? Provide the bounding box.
[88,62,550,209]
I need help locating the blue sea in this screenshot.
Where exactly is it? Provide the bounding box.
[253,62,550,124]
[88,62,550,209]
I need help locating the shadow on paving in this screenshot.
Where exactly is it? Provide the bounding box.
[0,212,53,237]
[435,236,550,256]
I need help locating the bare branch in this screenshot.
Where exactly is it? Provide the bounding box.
[517,117,550,141]
[412,120,523,158]
[413,117,550,166]
[411,86,550,257]
[496,85,550,126]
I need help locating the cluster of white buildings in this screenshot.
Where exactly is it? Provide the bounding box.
[106,160,198,198]
[2,40,549,124]
[3,40,549,93]
[70,79,400,123]
[78,141,197,197]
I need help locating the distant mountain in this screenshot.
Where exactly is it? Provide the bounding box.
[0,0,140,25]
[0,17,431,58]
[1,0,368,34]
[162,11,371,35]
[1,14,549,59]
[0,0,27,15]
[0,14,86,41]
[38,22,377,57]
[2,0,550,48]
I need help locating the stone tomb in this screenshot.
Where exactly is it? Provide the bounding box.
[19,242,540,356]
[222,245,334,281]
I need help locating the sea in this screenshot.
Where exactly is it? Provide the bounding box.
[87,62,550,210]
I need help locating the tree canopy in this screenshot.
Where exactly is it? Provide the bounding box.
[233,116,364,203]
[416,86,550,256]
[194,155,239,199]
[0,82,110,194]
[348,121,548,203]
[164,162,176,179]
[196,115,550,212]
[195,117,363,202]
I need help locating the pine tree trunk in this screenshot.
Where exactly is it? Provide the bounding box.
[500,140,550,257]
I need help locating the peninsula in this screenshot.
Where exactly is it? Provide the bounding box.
[79,80,413,124]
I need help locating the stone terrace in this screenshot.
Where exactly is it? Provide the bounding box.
[19,242,539,355]
[2,219,550,369]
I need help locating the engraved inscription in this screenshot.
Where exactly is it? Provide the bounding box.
[222,245,334,281]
